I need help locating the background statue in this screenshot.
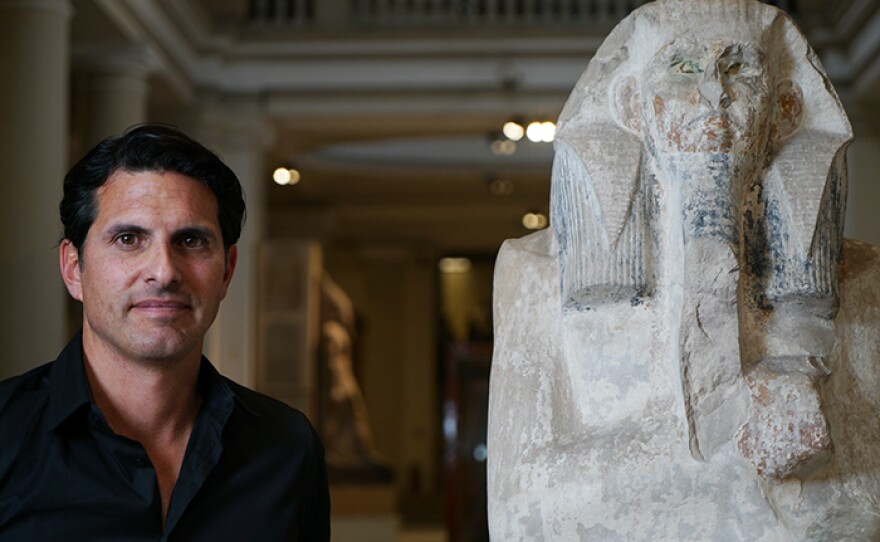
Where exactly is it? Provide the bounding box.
[488,0,880,539]
[319,273,391,482]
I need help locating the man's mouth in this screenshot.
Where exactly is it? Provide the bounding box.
[130,299,191,314]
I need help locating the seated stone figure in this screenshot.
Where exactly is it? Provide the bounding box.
[488,0,880,539]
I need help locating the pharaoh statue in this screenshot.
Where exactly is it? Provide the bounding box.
[488,0,880,539]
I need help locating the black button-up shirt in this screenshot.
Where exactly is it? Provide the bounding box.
[0,333,330,541]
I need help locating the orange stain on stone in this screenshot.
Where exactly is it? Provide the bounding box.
[778,91,802,126]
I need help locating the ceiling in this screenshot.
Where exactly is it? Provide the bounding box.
[70,0,880,254]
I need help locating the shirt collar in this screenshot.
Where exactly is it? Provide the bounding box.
[46,331,260,432]
[196,357,261,420]
[46,331,92,432]
[199,360,262,418]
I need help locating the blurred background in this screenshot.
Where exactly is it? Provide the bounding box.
[1,1,879,540]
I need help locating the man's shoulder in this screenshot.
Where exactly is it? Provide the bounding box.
[223,377,318,440]
[0,361,54,413]
[0,362,55,475]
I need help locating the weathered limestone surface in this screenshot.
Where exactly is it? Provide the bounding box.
[489,235,880,540]
[487,0,880,539]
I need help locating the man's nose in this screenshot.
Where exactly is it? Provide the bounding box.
[145,243,182,287]
[698,63,730,110]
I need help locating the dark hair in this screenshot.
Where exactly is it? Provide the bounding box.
[60,123,246,253]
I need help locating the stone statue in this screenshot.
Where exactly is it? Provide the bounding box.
[488,0,880,539]
[319,273,392,482]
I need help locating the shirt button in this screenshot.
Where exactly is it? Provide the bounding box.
[134,456,148,467]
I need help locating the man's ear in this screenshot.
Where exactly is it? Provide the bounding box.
[773,80,803,142]
[222,245,238,297]
[610,75,642,135]
[60,240,83,302]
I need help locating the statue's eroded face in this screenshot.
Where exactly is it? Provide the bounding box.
[640,37,772,160]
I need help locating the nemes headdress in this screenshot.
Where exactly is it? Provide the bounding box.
[551,0,852,313]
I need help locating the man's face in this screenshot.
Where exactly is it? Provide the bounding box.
[61,170,236,366]
[640,36,772,160]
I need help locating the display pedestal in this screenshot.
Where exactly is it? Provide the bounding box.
[330,483,398,541]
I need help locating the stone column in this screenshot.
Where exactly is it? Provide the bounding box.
[0,0,72,379]
[188,109,274,387]
[75,45,157,148]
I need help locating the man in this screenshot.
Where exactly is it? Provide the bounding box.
[489,0,880,540]
[0,124,330,540]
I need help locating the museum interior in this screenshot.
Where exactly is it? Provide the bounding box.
[1,0,879,540]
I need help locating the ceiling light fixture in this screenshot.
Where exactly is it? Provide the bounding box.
[490,138,517,155]
[526,121,556,143]
[439,257,472,273]
[522,212,548,230]
[502,121,525,142]
[272,167,291,185]
[272,166,301,186]
[488,177,515,196]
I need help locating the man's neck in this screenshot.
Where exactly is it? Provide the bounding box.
[80,333,203,443]
[80,329,204,527]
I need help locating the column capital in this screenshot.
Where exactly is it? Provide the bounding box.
[0,0,72,18]
[73,42,160,77]
[184,106,276,153]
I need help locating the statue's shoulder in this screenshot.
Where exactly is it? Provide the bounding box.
[496,228,554,276]
[494,228,557,302]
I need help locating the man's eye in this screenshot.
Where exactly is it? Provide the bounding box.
[672,60,703,74]
[115,233,139,247]
[182,236,205,249]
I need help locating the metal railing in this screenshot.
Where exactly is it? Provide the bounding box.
[347,0,650,25]
[245,0,797,27]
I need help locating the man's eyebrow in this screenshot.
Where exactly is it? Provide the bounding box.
[104,223,150,239]
[173,226,218,241]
